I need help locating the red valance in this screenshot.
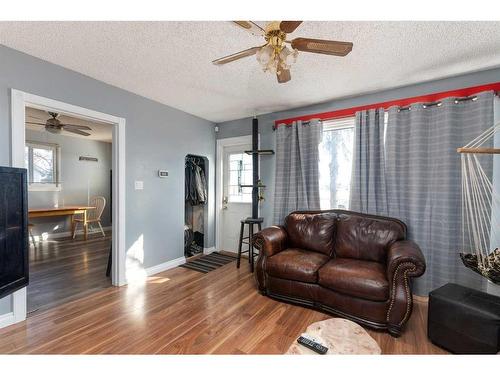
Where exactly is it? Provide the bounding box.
[274,82,500,128]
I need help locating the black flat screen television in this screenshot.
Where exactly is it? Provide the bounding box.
[0,166,29,299]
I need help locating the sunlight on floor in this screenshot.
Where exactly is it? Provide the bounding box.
[147,276,170,284]
[126,234,146,285]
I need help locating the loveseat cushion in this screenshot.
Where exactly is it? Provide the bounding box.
[335,212,406,262]
[318,258,389,302]
[266,248,330,283]
[285,212,337,256]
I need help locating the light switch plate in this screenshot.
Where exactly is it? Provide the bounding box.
[135,180,144,190]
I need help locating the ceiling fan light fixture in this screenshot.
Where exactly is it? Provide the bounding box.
[257,44,298,74]
[279,46,298,69]
[256,44,274,67]
[46,126,62,134]
[267,59,279,74]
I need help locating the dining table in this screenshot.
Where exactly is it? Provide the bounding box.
[28,206,96,240]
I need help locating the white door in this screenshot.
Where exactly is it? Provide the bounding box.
[220,143,253,252]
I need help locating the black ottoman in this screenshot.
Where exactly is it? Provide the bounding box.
[428,283,500,354]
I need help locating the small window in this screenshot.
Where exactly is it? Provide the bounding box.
[319,117,355,210]
[227,152,252,203]
[25,142,61,191]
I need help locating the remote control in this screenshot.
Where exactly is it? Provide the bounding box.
[297,335,328,354]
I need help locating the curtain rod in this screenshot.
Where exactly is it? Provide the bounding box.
[273,94,496,129]
[273,82,500,130]
[397,94,481,112]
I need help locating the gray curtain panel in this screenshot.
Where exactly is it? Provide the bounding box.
[349,108,388,215]
[273,120,323,225]
[385,91,494,295]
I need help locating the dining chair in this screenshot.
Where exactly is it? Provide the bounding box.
[72,196,107,239]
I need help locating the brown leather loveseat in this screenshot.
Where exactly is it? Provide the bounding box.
[253,210,426,336]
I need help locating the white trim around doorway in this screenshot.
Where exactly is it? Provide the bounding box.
[10,89,127,326]
[215,135,253,252]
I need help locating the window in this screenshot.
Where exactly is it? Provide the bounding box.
[25,142,61,191]
[318,117,355,210]
[227,152,253,203]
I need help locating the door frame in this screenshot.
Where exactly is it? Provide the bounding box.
[10,89,126,324]
[215,135,254,252]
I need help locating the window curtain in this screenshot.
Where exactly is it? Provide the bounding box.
[273,120,323,225]
[385,91,494,295]
[349,108,387,214]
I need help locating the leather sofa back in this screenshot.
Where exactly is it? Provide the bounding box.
[334,211,406,262]
[284,210,406,262]
[285,212,337,256]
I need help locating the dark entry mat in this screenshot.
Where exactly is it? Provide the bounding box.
[179,252,237,273]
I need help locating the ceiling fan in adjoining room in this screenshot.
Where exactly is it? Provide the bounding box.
[212,21,353,83]
[26,111,93,136]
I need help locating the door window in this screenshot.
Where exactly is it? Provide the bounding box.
[227,152,252,203]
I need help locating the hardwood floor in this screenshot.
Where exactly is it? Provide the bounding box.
[0,257,447,354]
[27,232,112,314]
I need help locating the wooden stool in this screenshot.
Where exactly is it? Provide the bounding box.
[237,217,263,272]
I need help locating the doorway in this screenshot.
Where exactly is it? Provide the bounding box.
[216,136,253,253]
[10,89,126,323]
[24,106,114,314]
[184,154,209,258]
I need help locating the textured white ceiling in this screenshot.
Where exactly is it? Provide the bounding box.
[26,107,113,143]
[1,21,500,123]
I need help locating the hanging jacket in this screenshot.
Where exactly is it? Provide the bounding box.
[194,163,207,204]
[185,158,207,206]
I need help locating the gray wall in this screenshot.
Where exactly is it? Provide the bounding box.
[0,45,216,316]
[216,67,500,230]
[26,129,112,236]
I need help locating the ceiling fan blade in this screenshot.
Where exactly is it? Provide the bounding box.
[27,115,46,121]
[64,128,91,136]
[61,124,92,131]
[25,121,47,126]
[212,46,262,65]
[280,21,302,33]
[291,38,353,56]
[232,21,264,36]
[277,69,291,84]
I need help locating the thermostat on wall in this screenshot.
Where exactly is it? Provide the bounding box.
[158,170,169,178]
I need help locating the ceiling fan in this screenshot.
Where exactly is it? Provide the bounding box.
[26,112,92,136]
[212,21,353,83]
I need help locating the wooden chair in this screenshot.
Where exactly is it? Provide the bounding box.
[72,196,106,239]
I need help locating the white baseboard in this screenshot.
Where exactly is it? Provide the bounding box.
[145,256,186,276]
[0,312,15,329]
[33,226,112,241]
[203,247,216,255]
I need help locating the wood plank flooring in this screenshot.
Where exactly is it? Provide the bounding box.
[27,232,112,314]
[0,255,447,354]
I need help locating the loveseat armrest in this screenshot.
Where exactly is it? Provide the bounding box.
[386,240,426,282]
[253,226,288,257]
[385,240,426,336]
